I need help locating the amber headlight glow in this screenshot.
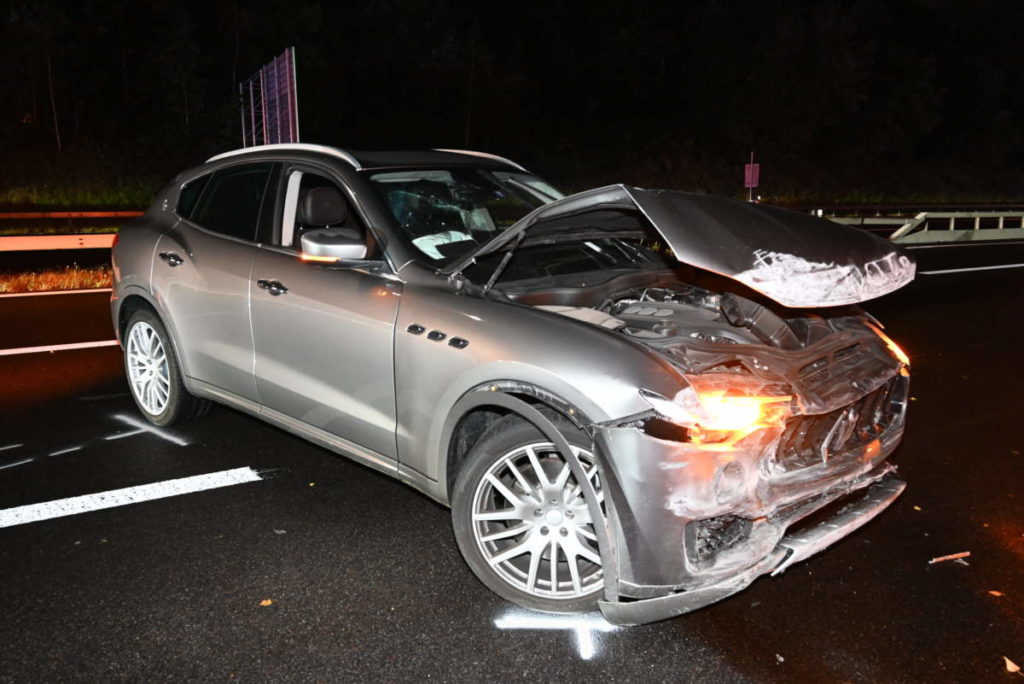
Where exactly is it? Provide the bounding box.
[640,375,792,447]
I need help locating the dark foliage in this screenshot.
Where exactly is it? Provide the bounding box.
[0,0,1021,205]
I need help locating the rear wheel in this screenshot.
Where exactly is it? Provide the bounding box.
[452,414,606,613]
[123,309,209,426]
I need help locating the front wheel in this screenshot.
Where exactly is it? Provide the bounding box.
[123,309,209,426]
[452,414,606,613]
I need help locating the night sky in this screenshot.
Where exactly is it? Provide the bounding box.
[1,0,1022,203]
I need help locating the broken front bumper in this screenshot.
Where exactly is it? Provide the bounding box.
[598,470,905,625]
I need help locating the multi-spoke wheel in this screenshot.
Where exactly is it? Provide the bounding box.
[122,309,209,426]
[126,320,170,415]
[452,414,605,613]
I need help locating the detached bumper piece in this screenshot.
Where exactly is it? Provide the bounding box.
[598,473,906,626]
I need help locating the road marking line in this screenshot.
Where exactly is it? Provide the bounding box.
[0,458,33,471]
[104,429,145,441]
[111,413,190,447]
[0,443,23,452]
[0,287,113,299]
[0,467,265,529]
[0,340,119,356]
[48,445,82,457]
[921,263,1024,275]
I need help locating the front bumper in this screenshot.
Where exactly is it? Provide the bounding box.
[598,470,905,625]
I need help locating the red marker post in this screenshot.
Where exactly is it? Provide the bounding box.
[744,152,760,202]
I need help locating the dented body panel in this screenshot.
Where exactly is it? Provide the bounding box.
[449,184,915,307]
[114,145,913,626]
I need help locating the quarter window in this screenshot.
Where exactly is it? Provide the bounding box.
[177,174,210,220]
[189,163,273,241]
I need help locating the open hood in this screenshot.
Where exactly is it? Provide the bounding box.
[444,185,915,308]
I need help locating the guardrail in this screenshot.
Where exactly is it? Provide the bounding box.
[830,211,1024,244]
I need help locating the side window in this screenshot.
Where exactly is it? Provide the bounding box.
[189,163,273,241]
[177,174,210,219]
[278,170,375,257]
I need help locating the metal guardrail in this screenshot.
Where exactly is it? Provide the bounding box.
[0,234,116,252]
[830,211,1024,244]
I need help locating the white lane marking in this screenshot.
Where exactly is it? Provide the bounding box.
[0,287,113,299]
[0,467,265,529]
[0,458,33,471]
[494,610,619,660]
[110,413,190,447]
[0,443,23,452]
[0,339,119,357]
[104,429,145,441]
[48,445,82,457]
[921,263,1024,275]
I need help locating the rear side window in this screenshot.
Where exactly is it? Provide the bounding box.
[189,163,273,241]
[176,174,210,219]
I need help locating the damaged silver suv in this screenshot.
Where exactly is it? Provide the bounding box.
[112,144,914,625]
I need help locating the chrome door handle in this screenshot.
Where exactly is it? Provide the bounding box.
[159,252,184,267]
[256,279,288,296]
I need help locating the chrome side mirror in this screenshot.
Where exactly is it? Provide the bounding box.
[300,228,367,261]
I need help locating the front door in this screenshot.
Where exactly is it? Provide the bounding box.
[249,168,402,459]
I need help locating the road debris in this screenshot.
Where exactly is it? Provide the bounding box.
[1005,657,1021,675]
[273,529,286,535]
[928,551,971,565]
[989,591,1004,597]
[913,505,922,511]
[775,654,785,664]
[259,599,273,607]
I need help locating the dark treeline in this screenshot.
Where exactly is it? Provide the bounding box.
[0,0,1022,205]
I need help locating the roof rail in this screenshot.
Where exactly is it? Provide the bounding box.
[206,143,361,169]
[433,148,527,172]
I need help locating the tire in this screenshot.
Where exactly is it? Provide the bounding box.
[452,413,606,613]
[123,308,210,427]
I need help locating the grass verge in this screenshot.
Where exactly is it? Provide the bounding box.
[0,264,113,294]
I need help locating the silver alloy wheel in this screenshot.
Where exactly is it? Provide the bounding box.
[126,321,171,416]
[471,441,604,600]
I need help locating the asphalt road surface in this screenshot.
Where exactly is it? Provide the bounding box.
[1,272,1022,683]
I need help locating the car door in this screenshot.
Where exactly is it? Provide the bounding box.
[250,166,402,460]
[153,162,278,402]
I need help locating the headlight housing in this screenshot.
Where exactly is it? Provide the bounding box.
[640,374,792,447]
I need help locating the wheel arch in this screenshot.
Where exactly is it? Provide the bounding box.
[115,289,193,386]
[440,381,594,504]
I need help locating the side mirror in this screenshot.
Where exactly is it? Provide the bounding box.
[300,228,367,262]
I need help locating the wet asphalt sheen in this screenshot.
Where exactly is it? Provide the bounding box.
[0,271,1022,683]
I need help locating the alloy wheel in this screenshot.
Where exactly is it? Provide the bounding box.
[126,321,171,415]
[470,442,604,600]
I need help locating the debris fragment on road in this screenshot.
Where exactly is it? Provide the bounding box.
[1005,657,1021,675]
[928,551,971,565]
[259,599,273,607]
[989,590,1004,597]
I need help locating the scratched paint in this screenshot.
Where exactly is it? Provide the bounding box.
[734,250,916,307]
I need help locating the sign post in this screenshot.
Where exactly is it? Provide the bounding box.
[744,151,760,202]
[240,47,300,147]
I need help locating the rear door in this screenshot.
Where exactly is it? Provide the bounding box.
[249,165,402,460]
[153,162,277,401]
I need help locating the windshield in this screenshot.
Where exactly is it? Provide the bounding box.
[365,168,562,264]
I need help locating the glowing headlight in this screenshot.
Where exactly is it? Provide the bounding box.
[639,375,792,439]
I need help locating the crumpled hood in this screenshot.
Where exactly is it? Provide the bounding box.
[445,184,915,308]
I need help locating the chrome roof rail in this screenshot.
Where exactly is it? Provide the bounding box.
[206,143,361,169]
[432,148,527,172]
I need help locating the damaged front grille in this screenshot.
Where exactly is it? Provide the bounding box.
[688,515,753,564]
[773,375,907,472]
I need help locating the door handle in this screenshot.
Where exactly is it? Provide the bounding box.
[159,252,184,267]
[256,279,289,296]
